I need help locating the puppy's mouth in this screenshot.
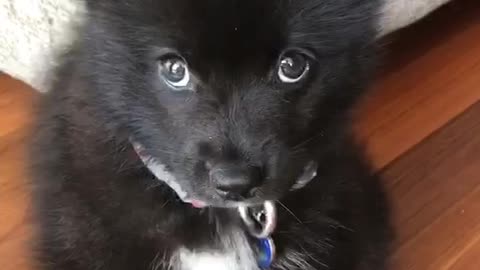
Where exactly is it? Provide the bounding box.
[131,141,317,208]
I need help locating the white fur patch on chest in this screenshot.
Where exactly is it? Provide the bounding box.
[171,229,259,270]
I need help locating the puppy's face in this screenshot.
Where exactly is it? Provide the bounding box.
[85,0,379,207]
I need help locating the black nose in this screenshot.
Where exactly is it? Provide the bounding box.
[209,163,261,200]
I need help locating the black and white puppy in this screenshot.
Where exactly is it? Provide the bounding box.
[31,0,391,269]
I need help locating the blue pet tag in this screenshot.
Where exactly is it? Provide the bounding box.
[257,237,275,269]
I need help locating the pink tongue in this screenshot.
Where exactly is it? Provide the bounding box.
[191,200,206,208]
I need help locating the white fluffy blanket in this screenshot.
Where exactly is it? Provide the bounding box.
[0,0,451,92]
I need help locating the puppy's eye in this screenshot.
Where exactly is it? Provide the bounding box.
[277,52,310,83]
[158,56,190,89]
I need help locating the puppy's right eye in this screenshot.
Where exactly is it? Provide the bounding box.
[277,52,310,84]
[158,55,191,90]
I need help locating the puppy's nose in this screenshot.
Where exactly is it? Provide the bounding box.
[209,163,261,200]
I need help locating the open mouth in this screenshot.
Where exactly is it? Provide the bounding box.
[131,140,318,208]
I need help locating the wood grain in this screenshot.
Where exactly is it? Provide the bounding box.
[383,102,480,270]
[0,74,37,270]
[354,0,480,169]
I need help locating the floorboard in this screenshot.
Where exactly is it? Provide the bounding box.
[354,0,480,168]
[383,102,480,270]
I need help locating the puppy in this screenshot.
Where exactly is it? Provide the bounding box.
[31,0,391,269]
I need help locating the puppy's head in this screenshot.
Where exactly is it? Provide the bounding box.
[83,0,379,207]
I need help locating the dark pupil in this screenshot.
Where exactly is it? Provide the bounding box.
[280,55,306,78]
[165,59,185,82]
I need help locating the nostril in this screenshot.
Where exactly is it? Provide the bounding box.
[212,175,252,199]
[210,163,262,200]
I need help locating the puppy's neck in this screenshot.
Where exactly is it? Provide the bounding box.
[171,226,258,270]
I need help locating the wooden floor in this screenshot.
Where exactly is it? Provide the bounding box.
[1,1,480,269]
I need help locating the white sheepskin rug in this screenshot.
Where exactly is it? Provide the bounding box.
[0,0,86,91]
[0,0,450,92]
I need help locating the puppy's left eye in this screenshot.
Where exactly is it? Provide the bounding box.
[158,55,191,89]
[277,52,310,83]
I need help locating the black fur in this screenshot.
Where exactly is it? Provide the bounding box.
[31,0,391,269]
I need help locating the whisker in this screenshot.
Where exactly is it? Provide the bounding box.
[160,200,170,208]
[290,132,325,153]
[276,200,303,224]
[298,243,329,268]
